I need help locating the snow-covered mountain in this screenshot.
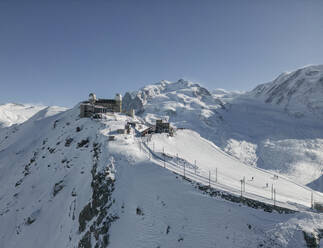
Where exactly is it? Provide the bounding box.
[123,68,323,191]
[2,65,323,247]
[0,103,47,127]
[1,103,323,248]
[123,79,225,131]
[250,65,323,118]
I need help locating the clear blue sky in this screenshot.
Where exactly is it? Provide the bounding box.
[0,0,322,107]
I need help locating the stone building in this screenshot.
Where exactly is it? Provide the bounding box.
[155,119,170,133]
[80,93,122,118]
[141,120,173,136]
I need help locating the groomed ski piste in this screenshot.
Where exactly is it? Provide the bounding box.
[101,113,323,212]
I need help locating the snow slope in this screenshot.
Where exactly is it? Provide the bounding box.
[145,130,323,209]
[0,105,110,248]
[1,104,323,247]
[123,71,323,191]
[250,64,323,118]
[0,103,46,127]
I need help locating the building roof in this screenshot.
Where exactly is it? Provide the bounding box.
[96,99,117,104]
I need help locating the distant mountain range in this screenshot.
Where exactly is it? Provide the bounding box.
[0,103,46,127]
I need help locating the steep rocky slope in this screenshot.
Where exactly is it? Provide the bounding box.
[0,106,119,247]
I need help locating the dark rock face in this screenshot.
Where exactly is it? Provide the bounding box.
[122,92,144,113]
[25,209,41,226]
[53,180,64,197]
[77,139,89,148]
[264,69,303,104]
[78,143,118,248]
[250,65,323,118]
[65,138,73,147]
[136,207,144,216]
[303,230,323,248]
[195,86,211,98]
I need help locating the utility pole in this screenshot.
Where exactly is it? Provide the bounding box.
[164,154,166,168]
[209,170,211,188]
[271,184,274,200]
[240,179,243,197]
[163,147,165,168]
[311,191,314,209]
[215,168,218,183]
[274,189,276,206]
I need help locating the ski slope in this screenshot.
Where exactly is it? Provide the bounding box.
[142,129,323,210]
[96,109,323,210]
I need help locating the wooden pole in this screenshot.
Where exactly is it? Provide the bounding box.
[274,189,276,206]
[163,147,165,168]
[215,168,218,183]
[240,179,243,197]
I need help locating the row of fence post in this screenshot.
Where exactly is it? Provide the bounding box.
[143,140,318,209]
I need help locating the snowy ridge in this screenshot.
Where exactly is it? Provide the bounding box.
[0,103,47,127]
[250,64,323,118]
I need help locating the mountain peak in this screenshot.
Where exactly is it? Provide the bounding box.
[250,64,323,118]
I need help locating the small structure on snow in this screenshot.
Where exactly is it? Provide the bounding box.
[314,202,323,212]
[156,119,170,133]
[141,119,173,136]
